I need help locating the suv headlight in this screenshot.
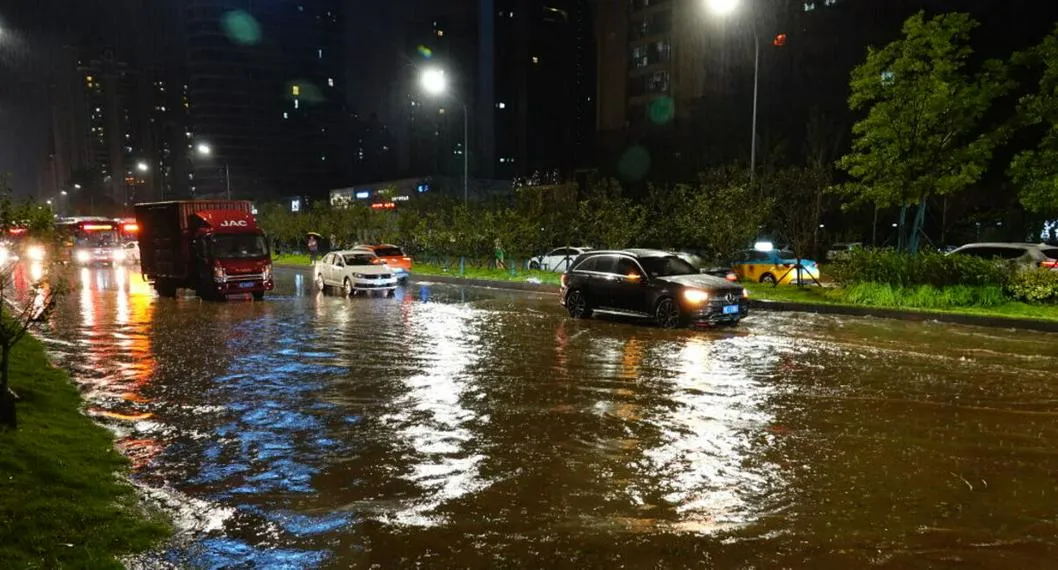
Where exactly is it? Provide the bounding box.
[75,250,91,264]
[683,289,710,304]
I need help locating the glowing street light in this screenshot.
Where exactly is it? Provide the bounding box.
[194,142,230,199]
[420,67,448,96]
[136,161,149,173]
[705,0,760,184]
[419,67,468,204]
[705,0,739,15]
[73,183,81,189]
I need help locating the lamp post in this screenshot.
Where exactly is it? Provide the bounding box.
[195,143,231,199]
[420,67,469,204]
[706,0,759,185]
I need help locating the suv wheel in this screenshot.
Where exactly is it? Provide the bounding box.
[760,273,777,285]
[566,290,593,319]
[655,298,683,329]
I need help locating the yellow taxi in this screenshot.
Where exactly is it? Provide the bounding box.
[732,245,819,285]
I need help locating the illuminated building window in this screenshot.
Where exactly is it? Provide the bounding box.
[318,48,323,59]
[292,84,300,96]
[294,99,300,109]
[532,56,540,64]
[283,112,289,119]
[328,77,334,87]
[497,102,506,109]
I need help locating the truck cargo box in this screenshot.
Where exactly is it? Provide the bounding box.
[135,200,253,279]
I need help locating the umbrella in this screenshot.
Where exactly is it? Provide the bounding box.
[306,232,323,238]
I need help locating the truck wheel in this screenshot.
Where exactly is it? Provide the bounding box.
[155,280,177,298]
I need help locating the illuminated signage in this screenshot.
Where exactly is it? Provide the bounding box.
[291,199,301,212]
[392,195,410,202]
[219,219,248,228]
[416,184,430,193]
[355,191,370,199]
[370,202,396,210]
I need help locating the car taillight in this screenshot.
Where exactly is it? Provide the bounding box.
[402,257,411,261]
[1040,259,1058,269]
[725,272,738,282]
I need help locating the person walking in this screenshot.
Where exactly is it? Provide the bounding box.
[307,235,319,264]
[494,238,506,270]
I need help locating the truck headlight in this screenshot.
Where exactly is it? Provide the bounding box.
[213,265,227,283]
[262,263,272,282]
[683,289,710,304]
[27,245,46,261]
[0,247,8,264]
[75,250,91,264]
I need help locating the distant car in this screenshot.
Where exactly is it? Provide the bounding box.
[732,248,819,285]
[314,251,398,296]
[528,247,593,272]
[672,251,740,282]
[826,242,863,262]
[350,244,412,281]
[560,249,748,328]
[948,242,1058,270]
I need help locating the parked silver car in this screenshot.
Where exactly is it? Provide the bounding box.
[948,242,1058,270]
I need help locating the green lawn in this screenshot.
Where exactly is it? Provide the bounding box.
[273,253,562,286]
[746,283,1058,323]
[0,333,171,568]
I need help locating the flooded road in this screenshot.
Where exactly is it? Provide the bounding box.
[31,264,1058,568]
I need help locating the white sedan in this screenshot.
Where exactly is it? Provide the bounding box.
[527,246,593,272]
[314,251,398,296]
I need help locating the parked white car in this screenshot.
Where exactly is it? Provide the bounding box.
[948,242,1058,270]
[527,246,593,272]
[314,251,398,296]
[123,241,141,264]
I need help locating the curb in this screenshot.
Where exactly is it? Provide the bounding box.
[749,299,1058,333]
[410,273,559,294]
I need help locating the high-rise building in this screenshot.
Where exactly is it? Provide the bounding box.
[184,0,349,200]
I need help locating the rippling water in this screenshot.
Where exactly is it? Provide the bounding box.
[27,264,1058,568]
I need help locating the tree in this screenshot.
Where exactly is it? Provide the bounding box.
[576,179,645,249]
[1010,27,1058,215]
[766,167,830,285]
[0,177,63,428]
[836,12,1010,253]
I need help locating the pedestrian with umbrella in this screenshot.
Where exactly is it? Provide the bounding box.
[307,232,322,264]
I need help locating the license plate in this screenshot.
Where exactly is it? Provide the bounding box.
[239,281,256,289]
[723,304,740,315]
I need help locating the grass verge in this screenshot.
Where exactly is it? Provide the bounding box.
[273,253,562,286]
[746,282,1058,323]
[0,333,170,568]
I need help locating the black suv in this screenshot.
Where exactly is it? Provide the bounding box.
[560,249,748,328]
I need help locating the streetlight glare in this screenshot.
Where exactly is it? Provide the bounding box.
[421,68,448,96]
[706,0,739,16]
[196,143,212,156]
[73,184,82,189]
[60,190,68,196]
[136,161,150,173]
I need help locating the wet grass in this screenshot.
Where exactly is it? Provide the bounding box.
[747,283,1058,322]
[273,253,562,285]
[0,332,170,568]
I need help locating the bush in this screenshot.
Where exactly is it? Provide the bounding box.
[828,248,1009,288]
[1006,269,1058,303]
[828,282,1008,308]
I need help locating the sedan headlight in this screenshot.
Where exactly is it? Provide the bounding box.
[75,250,91,264]
[353,273,366,278]
[213,264,227,283]
[683,289,710,304]
[27,245,46,261]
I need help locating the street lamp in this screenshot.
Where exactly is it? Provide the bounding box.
[73,183,81,189]
[136,161,149,173]
[705,0,760,185]
[195,142,231,199]
[420,67,469,204]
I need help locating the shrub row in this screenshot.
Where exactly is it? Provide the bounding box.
[829,248,1058,305]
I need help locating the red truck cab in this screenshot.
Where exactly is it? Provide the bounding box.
[136,201,274,300]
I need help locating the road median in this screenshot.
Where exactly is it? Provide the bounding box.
[0,332,170,567]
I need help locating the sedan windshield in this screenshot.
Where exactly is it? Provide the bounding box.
[344,254,379,266]
[640,256,698,277]
[211,235,269,259]
[373,247,404,257]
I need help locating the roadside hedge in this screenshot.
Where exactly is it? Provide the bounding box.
[1006,268,1058,303]
[828,248,1009,288]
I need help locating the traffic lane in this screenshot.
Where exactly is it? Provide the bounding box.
[36,264,1058,568]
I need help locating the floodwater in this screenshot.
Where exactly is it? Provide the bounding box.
[26,263,1058,568]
